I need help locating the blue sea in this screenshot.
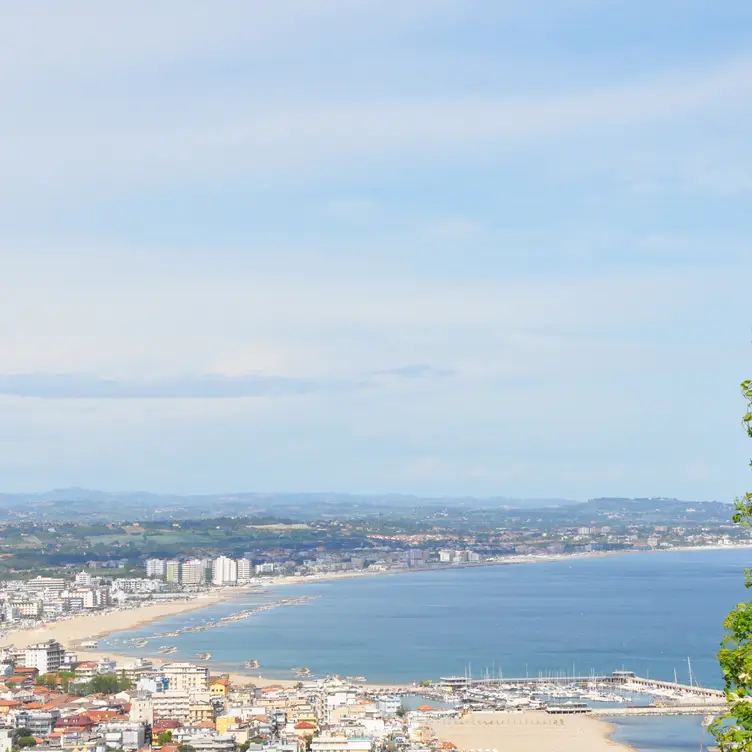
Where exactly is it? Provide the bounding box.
[102,548,751,751]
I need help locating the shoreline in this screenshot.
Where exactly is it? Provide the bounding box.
[267,541,752,588]
[2,543,748,690]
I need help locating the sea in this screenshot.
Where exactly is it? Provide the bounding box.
[102,547,751,751]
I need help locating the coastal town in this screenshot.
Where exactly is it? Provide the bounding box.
[0,636,726,752]
[0,638,432,752]
[0,496,747,587]
[0,498,745,752]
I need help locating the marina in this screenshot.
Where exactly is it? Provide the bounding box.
[428,668,727,719]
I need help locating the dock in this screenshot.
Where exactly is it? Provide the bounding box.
[440,671,725,701]
[591,705,727,717]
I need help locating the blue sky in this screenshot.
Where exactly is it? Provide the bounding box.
[1,1,751,500]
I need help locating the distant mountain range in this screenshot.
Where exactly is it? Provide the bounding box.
[0,487,728,522]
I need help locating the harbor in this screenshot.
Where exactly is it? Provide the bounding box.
[427,668,727,720]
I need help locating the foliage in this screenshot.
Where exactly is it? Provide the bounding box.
[17,738,36,748]
[395,703,408,719]
[36,671,73,687]
[156,731,174,745]
[712,380,752,750]
[16,729,32,738]
[68,672,132,696]
[177,745,196,752]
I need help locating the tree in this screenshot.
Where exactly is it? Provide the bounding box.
[16,729,32,739]
[156,731,173,745]
[395,703,408,719]
[712,380,752,750]
[89,673,132,695]
[18,738,36,749]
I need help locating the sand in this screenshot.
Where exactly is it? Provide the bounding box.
[0,588,324,688]
[3,543,748,692]
[431,710,633,752]
[1,591,246,653]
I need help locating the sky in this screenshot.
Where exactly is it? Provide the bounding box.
[1,1,751,501]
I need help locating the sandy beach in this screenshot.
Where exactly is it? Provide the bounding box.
[0,587,326,688]
[2,543,748,691]
[431,710,632,752]
[1,591,245,653]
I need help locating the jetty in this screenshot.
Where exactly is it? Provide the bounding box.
[439,670,725,702]
[591,705,727,717]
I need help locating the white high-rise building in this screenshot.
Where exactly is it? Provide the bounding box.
[146,559,167,578]
[162,662,209,692]
[237,559,252,582]
[181,560,206,585]
[211,557,238,585]
[75,571,93,587]
[24,640,65,675]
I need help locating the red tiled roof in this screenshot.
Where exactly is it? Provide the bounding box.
[294,722,316,729]
[58,714,93,728]
[153,720,182,731]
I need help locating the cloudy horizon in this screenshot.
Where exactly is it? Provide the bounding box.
[2,1,751,500]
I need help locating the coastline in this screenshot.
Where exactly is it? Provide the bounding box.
[266,541,752,589]
[2,543,748,690]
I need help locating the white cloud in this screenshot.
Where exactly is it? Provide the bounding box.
[0,2,750,497]
[2,43,751,196]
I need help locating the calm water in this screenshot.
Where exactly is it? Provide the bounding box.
[609,715,712,752]
[103,548,751,751]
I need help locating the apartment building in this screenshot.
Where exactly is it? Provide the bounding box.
[74,571,93,586]
[236,559,252,582]
[152,690,191,722]
[181,560,206,585]
[166,561,181,583]
[129,693,155,725]
[212,557,237,586]
[25,577,67,595]
[23,640,65,675]
[162,662,210,692]
[13,708,61,736]
[146,559,167,578]
[98,722,148,751]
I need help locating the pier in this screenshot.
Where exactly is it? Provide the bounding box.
[591,705,726,717]
[439,671,725,701]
